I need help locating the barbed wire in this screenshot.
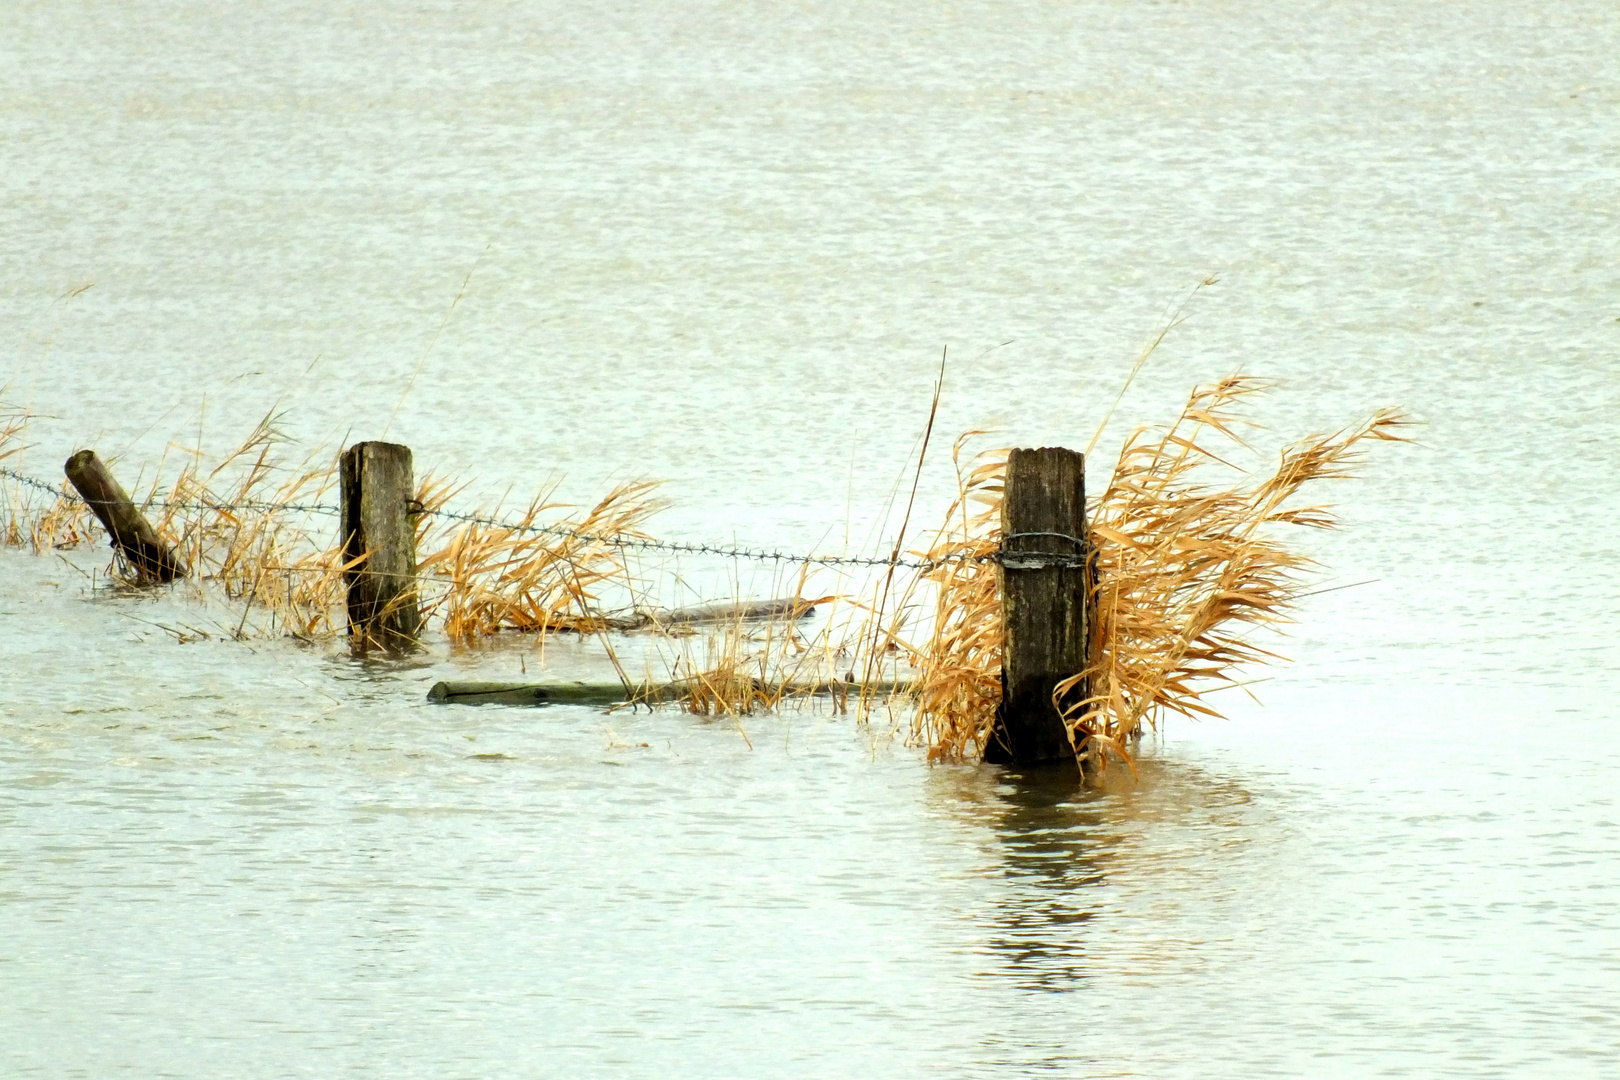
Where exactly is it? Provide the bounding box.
[177,500,344,516]
[3,465,1099,572]
[1,467,71,501]
[3,465,1018,571]
[1,467,343,519]
[413,503,990,570]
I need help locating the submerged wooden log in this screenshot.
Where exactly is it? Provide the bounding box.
[428,681,636,706]
[427,677,913,707]
[985,446,1089,766]
[63,450,186,584]
[621,597,822,630]
[341,441,421,651]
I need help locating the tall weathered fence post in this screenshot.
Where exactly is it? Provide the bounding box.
[986,446,1089,766]
[63,450,186,584]
[340,441,421,651]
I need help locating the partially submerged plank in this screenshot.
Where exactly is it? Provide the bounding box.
[602,597,824,631]
[427,681,633,706]
[653,597,821,626]
[426,677,913,707]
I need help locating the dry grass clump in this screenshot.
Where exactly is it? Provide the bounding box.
[149,414,352,636]
[659,616,794,743]
[1064,376,1409,770]
[416,479,662,640]
[906,440,1006,761]
[1,409,664,643]
[907,377,1409,771]
[2,406,99,552]
[18,495,98,553]
[651,569,843,723]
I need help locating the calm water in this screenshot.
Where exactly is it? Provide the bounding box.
[3,1,1619,1075]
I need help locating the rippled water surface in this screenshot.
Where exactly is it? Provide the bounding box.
[3,1,1619,1076]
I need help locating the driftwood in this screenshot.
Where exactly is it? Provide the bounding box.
[601,596,824,632]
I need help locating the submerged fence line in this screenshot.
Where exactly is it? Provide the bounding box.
[2,463,1010,572]
[5,378,1413,771]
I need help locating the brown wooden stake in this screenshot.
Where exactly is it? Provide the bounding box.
[63,450,186,584]
[986,446,1089,766]
[340,441,421,652]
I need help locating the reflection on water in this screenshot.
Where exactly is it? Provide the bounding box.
[932,752,1262,995]
[979,765,1106,991]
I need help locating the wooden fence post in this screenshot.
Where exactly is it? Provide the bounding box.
[986,446,1089,766]
[340,441,421,651]
[63,450,186,584]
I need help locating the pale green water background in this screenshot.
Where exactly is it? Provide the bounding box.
[3,1,1619,1076]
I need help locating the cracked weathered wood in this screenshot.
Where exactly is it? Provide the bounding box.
[985,446,1088,765]
[341,441,421,651]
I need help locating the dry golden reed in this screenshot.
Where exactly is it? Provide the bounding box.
[152,414,353,637]
[907,376,1409,771]
[416,478,662,641]
[904,436,1007,762]
[1064,376,1409,771]
[2,405,99,553]
[0,408,662,643]
[651,570,842,721]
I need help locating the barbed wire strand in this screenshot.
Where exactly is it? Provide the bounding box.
[2,465,1033,571]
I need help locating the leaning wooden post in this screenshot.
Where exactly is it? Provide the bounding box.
[340,441,421,651]
[63,450,186,584]
[985,446,1089,766]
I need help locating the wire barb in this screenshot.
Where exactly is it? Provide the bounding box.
[1,467,72,501]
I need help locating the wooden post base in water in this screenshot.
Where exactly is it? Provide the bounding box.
[341,441,421,652]
[63,450,186,584]
[985,446,1089,766]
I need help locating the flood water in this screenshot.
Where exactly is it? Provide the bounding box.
[3,1,1619,1075]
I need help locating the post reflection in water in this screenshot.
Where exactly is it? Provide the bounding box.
[984,764,1111,991]
[933,761,1114,992]
[932,749,1263,996]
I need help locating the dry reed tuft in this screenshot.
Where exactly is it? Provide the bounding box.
[416,480,663,640]
[653,567,842,726]
[1,410,664,643]
[906,437,1007,761]
[905,377,1409,771]
[660,616,786,742]
[148,413,352,636]
[1063,376,1409,771]
[2,406,100,553]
